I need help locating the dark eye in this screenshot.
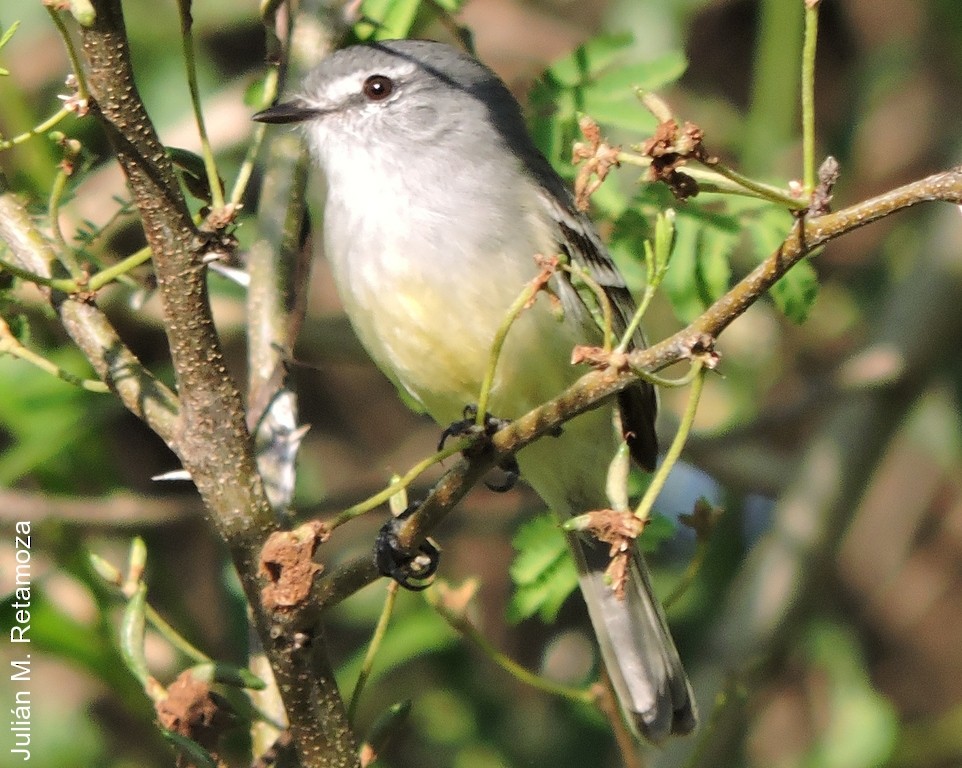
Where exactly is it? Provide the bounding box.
[362,74,394,101]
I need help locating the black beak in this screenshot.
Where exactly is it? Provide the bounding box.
[252,101,319,124]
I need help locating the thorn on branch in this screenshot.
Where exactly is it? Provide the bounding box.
[572,115,621,211]
[640,118,714,201]
[809,155,840,216]
[259,521,328,611]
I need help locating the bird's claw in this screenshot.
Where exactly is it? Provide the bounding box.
[438,405,519,492]
[374,501,440,591]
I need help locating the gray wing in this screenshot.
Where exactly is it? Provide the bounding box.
[534,176,659,471]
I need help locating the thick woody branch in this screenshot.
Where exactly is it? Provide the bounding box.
[314,165,962,607]
[76,2,357,765]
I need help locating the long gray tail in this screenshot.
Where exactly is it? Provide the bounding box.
[568,531,697,741]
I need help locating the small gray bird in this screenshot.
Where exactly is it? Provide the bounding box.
[254,39,695,741]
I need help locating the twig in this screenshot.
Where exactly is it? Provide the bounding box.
[633,363,705,524]
[348,582,399,722]
[426,585,596,706]
[801,0,820,195]
[312,165,962,608]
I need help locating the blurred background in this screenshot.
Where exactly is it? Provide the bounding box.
[2,0,962,766]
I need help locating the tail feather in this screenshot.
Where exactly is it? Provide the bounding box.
[568,532,696,741]
[516,408,696,740]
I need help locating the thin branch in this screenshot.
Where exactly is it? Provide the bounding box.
[175,0,225,211]
[0,173,181,442]
[633,363,705,524]
[801,0,820,195]
[313,165,962,608]
[658,197,962,768]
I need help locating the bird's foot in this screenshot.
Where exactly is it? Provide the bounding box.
[438,405,520,493]
[374,501,440,591]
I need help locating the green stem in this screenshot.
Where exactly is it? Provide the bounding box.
[427,589,595,706]
[87,245,152,291]
[801,0,821,194]
[0,107,73,151]
[229,68,280,207]
[47,166,84,278]
[741,0,804,175]
[0,254,76,291]
[618,152,807,209]
[663,535,709,610]
[144,603,211,664]
[176,0,225,211]
[0,314,109,392]
[618,285,655,353]
[348,581,399,723]
[634,362,705,523]
[327,438,472,530]
[635,361,704,389]
[562,260,615,351]
[475,274,546,425]
[710,163,809,209]
[46,5,91,101]
[617,212,673,352]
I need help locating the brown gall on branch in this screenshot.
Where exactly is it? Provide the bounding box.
[572,115,622,211]
[155,670,232,762]
[260,521,329,612]
[580,509,647,600]
[641,118,715,200]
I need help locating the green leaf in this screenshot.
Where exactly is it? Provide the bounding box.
[120,582,150,687]
[507,514,579,623]
[355,0,421,40]
[770,258,819,324]
[0,20,19,76]
[0,586,118,684]
[0,354,118,489]
[580,52,688,132]
[162,731,217,768]
[335,593,457,689]
[662,210,738,323]
[167,146,214,204]
[530,35,687,167]
[0,20,20,50]
[546,34,636,87]
[800,622,899,768]
[188,661,266,690]
[430,0,467,10]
